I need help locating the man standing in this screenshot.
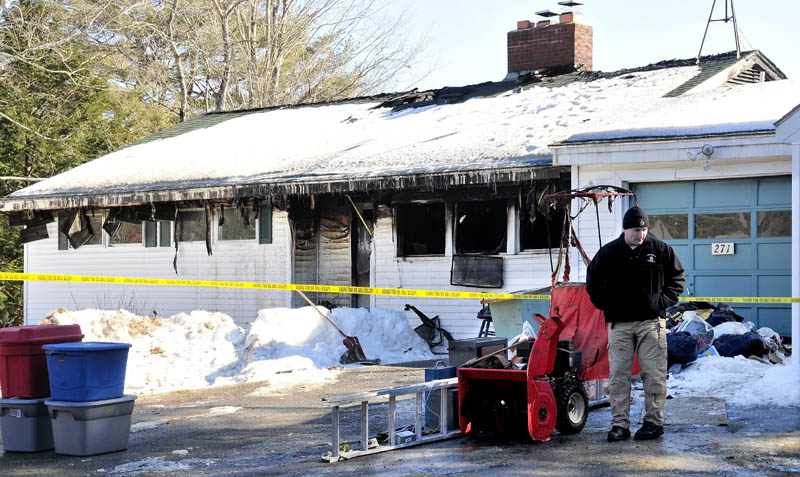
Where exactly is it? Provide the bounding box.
[586,206,685,442]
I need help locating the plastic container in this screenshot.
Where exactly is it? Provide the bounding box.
[0,324,83,398]
[45,395,136,456]
[43,342,131,402]
[424,365,458,430]
[0,397,54,452]
[448,337,507,367]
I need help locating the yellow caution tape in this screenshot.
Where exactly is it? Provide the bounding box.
[0,272,549,300]
[679,296,800,304]
[0,272,797,303]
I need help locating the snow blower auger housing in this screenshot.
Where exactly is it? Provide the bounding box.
[458,301,589,441]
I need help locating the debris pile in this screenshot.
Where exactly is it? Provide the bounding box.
[665,302,789,371]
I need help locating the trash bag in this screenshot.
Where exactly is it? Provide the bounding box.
[713,331,768,358]
[667,332,701,368]
[706,303,744,327]
[713,321,751,337]
[673,311,714,352]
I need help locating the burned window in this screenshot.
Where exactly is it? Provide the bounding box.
[396,203,445,256]
[454,200,507,254]
[520,184,568,251]
[219,206,256,241]
[177,210,205,242]
[109,221,143,245]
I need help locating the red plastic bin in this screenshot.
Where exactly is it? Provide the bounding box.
[0,325,83,398]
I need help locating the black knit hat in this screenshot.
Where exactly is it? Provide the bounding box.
[623,207,649,229]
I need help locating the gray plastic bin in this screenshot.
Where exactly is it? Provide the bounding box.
[45,394,136,456]
[0,397,53,452]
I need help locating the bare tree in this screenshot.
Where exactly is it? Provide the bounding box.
[104,0,425,120]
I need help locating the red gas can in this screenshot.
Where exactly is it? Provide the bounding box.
[0,325,84,398]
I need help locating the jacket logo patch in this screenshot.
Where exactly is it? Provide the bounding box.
[646,253,657,263]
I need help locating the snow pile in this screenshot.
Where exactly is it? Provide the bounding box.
[667,355,800,406]
[43,306,435,396]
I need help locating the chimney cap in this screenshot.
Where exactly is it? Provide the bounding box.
[535,9,559,18]
[558,1,583,7]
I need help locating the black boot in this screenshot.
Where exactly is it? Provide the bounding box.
[607,426,631,442]
[634,421,664,440]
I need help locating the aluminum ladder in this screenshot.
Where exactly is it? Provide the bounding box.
[321,377,461,462]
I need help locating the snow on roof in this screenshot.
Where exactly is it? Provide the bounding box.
[560,78,800,144]
[8,65,701,202]
[6,54,799,207]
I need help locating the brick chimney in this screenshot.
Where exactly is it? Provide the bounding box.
[507,11,593,76]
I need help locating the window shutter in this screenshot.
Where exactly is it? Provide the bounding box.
[159,221,171,247]
[144,221,157,247]
[259,203,272,244]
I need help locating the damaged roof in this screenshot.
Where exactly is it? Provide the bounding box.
[2,50,796,212]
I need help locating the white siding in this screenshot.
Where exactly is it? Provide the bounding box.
[372,216,555,339]
[24,211,292,325]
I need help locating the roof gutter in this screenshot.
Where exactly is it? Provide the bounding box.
[550,129,775,148]
[0,164,566,213]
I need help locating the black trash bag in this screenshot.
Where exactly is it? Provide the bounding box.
[667,332,701,368]
[666,301,715,316]
[713,331,768,358]
[706,303,745,327]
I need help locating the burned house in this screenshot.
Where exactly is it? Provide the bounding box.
[3,12,799,339]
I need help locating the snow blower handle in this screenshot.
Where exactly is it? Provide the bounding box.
[295,290,348,339]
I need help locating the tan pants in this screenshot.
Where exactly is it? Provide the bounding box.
[607,318,667,428]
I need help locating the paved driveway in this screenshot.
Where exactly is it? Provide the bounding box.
[1,363,798,476]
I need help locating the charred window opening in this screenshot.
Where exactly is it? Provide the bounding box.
[109,221,143,245]
[177,210,205,242]
[455,199,507,255]
[219,206,256,241]
[396,203,445,256]
[520,182,568,250]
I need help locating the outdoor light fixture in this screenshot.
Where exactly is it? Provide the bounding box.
[688,144,715,171]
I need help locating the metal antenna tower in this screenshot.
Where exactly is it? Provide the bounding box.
[696,0,741,64]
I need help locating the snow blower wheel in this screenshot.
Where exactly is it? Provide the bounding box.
[554,379,588,435]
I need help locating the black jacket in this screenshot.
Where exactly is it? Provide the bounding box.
[586,234,685,323]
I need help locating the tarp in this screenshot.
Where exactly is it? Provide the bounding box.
[548,283,639,381]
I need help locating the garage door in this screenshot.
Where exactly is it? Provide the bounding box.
[633,177,791,335]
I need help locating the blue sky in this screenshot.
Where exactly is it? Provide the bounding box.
[389,1,800,91]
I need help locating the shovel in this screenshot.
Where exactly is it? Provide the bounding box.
[295,290,370,364]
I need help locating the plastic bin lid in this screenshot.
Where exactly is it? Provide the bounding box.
[42,341,132,352]
[0,397,48,405]
[45,394,137,408]
[0,324,83,344]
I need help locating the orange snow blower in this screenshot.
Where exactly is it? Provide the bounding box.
[458,186,641,441]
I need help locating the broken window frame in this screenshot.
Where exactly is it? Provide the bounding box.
[176,209,206,243]
[57,210,104,250]
[519,180,571,252]
[217,205,257,242]
[453,198,509,255]
[108,220,144,246]
[394,201,447,257]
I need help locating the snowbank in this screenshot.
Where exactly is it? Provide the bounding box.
[43,306,435,396]
[667,355,800,407]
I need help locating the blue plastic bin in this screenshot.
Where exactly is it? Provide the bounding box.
[42,342,131,402]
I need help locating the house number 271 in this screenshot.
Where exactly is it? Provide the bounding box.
[711,242,734,255]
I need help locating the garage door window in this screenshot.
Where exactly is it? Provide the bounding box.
[695,212,750,238]
[648,214,688,239]
[757,210,791,237]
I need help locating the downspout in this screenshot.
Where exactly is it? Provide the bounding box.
[792,144,799,372]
